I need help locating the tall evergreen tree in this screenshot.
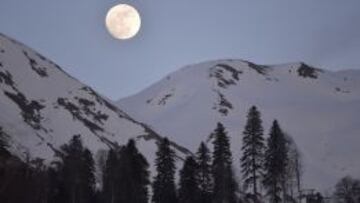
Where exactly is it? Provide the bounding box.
[212,122,238,203]
[284,135,302,202]
[240,106,265,197]
[152,137,178,203]
[102,148,119,203]
[102,139,149,203]
[196,142,213,203]
[81,149,96,202]
[119,139,150,203]
[128,139,150,203]
[56,135,96,203]
[178,156,200,203]
[48,164,67,203]
[263,120,288,203]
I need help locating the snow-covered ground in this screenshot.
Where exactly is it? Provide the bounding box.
[2,32,359,194]
[0,33,189,175]
[118,59,360,193]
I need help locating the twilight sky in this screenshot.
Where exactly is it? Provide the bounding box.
[1,0,359,100]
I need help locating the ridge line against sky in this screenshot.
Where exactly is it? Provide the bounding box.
[1,0,359,100]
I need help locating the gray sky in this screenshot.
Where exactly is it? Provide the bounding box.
[1,0,359,100]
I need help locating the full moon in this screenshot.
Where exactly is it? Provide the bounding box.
[105,4,141,40]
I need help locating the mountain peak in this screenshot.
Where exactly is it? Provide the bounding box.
[118,58,360,192]
[0,34,190,171]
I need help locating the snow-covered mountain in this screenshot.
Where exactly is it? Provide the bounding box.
[0,33,190,171]
[117,59,360,192]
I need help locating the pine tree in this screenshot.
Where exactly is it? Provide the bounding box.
[118,139,150,203]
[128,139,150,203]
[48,164,67,203]
[240,106,265,198]
[81,149,96,203]
[196,142,213,203]
[263,120,288,203]
[117,146,132,203]
[212,122,238,203]
[152,137,178,203]
[178,156,200,203]
[102,140,149,203]
[102,148,119,203]
[56,135,96,203]
[284,135,302,202]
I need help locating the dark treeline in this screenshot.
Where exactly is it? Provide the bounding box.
[1,107,360,203]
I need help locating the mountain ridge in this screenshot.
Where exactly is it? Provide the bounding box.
[117,58,360,192]
[0,33,190,172]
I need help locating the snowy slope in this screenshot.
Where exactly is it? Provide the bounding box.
[0,33,190,171]
[117,59,360,192]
